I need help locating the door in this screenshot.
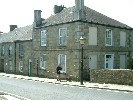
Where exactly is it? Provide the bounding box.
[105,54,114,69]
[120,55,126,69]
[89,55,97,69]
[28,59,32,76]
[0,59,4,72]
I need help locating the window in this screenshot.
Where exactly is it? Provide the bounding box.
[1,45,4,56]
[120,31,126,47]
[105,29,112,46]
[58,28,67,45]
[58,54,66,73]
[19,44,24,58]
[89,27,97,45]
[19,61,23,72]
[8,60,12,71]
[8,45,12,56]
[120,55,126,69]
[40,54,46,69]
[41,30,47,46]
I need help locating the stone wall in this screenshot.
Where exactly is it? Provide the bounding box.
[90,69,133,85]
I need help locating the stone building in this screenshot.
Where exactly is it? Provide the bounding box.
[32,0,133,80]
[0,25,33,75]
[0,0,133,81]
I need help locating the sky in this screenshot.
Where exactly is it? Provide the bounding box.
[0,0,133,33]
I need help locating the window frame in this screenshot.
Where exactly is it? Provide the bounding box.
[40,54,46,70]
[58,54,66,73]
[19,43,24,57]
[105,29,112,46]
[1,45,4,56]
[58,28,67,46]
[120,31,126,47]
[8,60,12,71]
[8,45,12,56]
[40,30,47,46]
[19,61,23,72]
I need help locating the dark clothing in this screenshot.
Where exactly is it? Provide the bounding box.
[56,66,62,74]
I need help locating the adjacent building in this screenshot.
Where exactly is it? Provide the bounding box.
[0,25,33,76]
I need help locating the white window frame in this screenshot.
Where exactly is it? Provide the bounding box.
[19,61,23,72]
[105,29,112,46]
[58,54,66,73]
[40,54,46,69]
[41,30,47,46]
[58,28,67,45]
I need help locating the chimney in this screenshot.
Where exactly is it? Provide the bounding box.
[74,0,86,20]
[10,25,17,32]
[54,5,65,14]
[34,10,42,27]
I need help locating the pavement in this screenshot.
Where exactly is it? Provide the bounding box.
[0,72,133,94]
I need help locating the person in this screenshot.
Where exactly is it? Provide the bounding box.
[56,64,62,81]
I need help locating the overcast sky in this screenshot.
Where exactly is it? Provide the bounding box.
[0,0,133,33]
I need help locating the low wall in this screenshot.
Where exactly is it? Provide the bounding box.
[90,69,133,85]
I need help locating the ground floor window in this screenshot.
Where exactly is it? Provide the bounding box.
[120,54,126,69]
[19,61,23,72]
[58,54,66,73]
[40,54,46,69]
[8,60,12,71]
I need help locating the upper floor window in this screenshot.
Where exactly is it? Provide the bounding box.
[40,54,47,69]
[41,30,47,46]
[58,54,66,73]
[8,45,12,56]
[1,45,4,56]
[19,44,24,58]
[120,31,126,47]
[105,29,112,46]
[58,28,67,45]
[89,27,97,45]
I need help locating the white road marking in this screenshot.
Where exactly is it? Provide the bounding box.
[88,88,93,89]
[123,92,129,94]
[97,89,102,91]
[106,90,111,92]
[114,91,119,93]
[0,91,30,100]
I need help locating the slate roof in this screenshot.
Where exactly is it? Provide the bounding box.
[0,25,32,43]
[43,6,132,29]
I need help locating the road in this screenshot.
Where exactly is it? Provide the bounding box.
[0,76,133,100]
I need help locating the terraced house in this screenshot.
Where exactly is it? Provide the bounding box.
[32,0,133,80]
[0,0,133,81]
[0,25,33,75]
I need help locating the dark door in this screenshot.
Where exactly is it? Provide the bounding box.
[0,59,4,72]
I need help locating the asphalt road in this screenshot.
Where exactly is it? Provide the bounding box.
[0,76,133,100]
